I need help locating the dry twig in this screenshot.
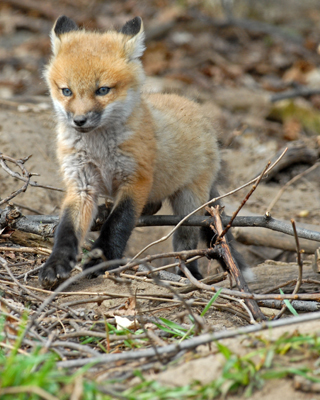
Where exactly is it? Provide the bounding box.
[0,153,63,205]
[0,154,32,205]
[218,162,270,240]
[267,161,320,213]
[0,386,59,400]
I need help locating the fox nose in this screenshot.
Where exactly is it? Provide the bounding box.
[73,115,87,127]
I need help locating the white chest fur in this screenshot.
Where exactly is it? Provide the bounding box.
[57,124,136,198]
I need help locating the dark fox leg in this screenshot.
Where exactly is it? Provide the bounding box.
[83,197,136,277]
[141,201,162,215]
[38,208,79,289]
[169,188,204,280]
[39,183,98,289]
[83,179,153,277]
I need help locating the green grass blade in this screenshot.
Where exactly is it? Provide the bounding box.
[279,289,299,316]
[201,288,223,317]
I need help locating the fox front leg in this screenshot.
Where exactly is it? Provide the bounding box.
[39,188,97,289]
[83,180,152,277]
[83,197,136,277]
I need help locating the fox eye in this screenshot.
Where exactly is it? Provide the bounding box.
[62,88,72,97]
[96,87,110,96]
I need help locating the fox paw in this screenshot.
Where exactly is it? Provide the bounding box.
[82,257,105,279]
[38,253,74,290]
[190,270,203,280]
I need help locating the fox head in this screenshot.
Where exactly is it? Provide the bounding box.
[44,16,146,133]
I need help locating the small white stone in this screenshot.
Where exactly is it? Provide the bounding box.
[17,104,30,113]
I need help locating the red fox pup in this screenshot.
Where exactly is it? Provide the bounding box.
[38,15,250,289]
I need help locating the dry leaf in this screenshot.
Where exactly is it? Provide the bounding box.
[124,297,136,310]
[283,60,315,84]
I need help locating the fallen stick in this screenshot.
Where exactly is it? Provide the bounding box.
[258,300,319,312]
[0,386,59,400]
[233,226,319,253]
[55,311,320,369]
[271,87,320,102]
[2,206,320,243]
[0,246,51,256]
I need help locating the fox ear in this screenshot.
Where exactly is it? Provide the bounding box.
[51,16,78,55]
[121,17,145,60]
[54,16,78,36]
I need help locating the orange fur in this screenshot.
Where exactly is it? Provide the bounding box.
[39,16,223,288]
[61,186,97,242]
[46,18,220,241]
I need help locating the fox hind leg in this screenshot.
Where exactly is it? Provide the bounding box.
[169,187,205,280]
[141,201,162,216]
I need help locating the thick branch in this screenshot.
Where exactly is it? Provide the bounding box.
[233,226,319,253]
[2,205,320,244]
